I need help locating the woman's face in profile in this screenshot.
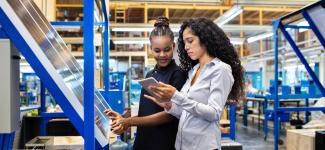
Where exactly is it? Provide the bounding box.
[182,27,207,61]
[150,36,175,68]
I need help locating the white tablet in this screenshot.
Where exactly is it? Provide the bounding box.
[138,77,159,95]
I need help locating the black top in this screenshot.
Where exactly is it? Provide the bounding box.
[133,60,187,150]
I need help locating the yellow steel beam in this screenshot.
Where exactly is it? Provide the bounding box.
[165,7,169,18]
[259,10,263,60]
[54,0,57,21]
[109,2,298,12]
[144,3,148,23]
[244,6,298,12]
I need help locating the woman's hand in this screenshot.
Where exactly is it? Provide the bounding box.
[111,118,130,135]
[104,109,122,120]
[149,82,177,101]
[104,109,130,134]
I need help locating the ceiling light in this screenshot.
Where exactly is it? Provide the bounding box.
[230,37,245,45]
[214,5,243,27]
[247,32,274,43]
[112,37,149,45]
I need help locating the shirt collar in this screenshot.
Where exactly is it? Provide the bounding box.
[208,57,221,66]
[193,57,221,70]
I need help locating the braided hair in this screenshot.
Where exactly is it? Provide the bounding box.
[149,16,174,41]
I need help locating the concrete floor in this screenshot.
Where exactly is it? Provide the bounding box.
[235,117,286,150]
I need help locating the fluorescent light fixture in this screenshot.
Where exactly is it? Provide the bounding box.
[112,28,152,32]
[112,37,244,45]
[247,32,274,43]
[230,37,245,45]
[112,37,150,45]
[113,40,150,45]
[214,5,243,27]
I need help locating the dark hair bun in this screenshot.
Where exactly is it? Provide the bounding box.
[154,16,170,28]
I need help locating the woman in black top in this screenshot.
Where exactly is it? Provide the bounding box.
[104,16,187,150]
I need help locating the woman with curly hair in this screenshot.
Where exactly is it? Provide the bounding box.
[145,18,245,150]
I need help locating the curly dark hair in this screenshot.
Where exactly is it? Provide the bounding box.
[177,18,245,101]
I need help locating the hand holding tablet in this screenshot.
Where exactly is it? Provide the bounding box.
[138,77,159,94]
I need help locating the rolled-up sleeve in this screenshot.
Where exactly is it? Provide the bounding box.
[170,66,234,122]
[166,102,183,119]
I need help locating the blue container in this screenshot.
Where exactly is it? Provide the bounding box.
[110,136,128,150]
[127,133,136,150]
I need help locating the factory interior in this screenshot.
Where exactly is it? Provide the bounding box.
[1,0,325,150]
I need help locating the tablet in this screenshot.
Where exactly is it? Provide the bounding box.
[138,77,159,95]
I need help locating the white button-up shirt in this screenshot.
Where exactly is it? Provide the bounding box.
[167,58,234,150]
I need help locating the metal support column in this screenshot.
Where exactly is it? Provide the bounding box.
[273,20,280,150]
[229,104,236,140]
[84,0,95,149]
[102,0,110,101]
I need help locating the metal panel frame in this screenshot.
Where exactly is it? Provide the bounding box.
[0,0,111,148]
[270,1,325,149]
[101,0,110,100]
[0,7,85,135]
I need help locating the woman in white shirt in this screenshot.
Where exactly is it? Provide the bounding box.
[145,18,245,150]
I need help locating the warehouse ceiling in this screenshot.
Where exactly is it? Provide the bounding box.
[109,0,316,6]
[109,0,222,4]
[105,0,319,59]
[108,2,305,27]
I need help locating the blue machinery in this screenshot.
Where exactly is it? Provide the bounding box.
[270,0,325,150]
[0,132,15,150]
[0,0,111,149]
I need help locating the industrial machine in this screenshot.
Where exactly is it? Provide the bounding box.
[0,39,20,150]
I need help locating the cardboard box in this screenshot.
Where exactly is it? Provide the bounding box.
[25,136,84,150]
[221,139,242,150]
[287,129,325,150]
